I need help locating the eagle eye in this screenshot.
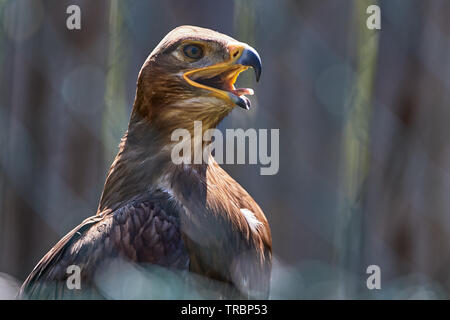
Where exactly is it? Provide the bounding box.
[183,44,203,60]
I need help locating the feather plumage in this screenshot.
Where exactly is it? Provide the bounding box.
[20,26,271,300]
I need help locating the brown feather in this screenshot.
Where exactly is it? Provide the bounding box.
[20,26,271,300]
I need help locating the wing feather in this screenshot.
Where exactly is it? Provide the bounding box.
[19,196,189,299]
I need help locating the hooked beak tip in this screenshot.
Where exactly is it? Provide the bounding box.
[235,45,262,82]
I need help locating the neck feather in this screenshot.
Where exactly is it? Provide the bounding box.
[97,112,171,213]
[97,88,233,213]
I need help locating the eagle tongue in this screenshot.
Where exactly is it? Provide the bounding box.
[233,88,254,96]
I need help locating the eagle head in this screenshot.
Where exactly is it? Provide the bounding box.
[133,25,262,135]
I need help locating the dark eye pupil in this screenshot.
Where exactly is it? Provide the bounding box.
[183,45,203,59]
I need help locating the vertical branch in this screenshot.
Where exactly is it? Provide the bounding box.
[334,0,380,297]
[232,0,258,127]
[102,0,129,165]
[233,0,256,45]
[0,0,8,268]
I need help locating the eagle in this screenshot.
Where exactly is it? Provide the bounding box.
[19,26,272,300]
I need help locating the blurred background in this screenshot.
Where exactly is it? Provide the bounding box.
[1,0,450,299]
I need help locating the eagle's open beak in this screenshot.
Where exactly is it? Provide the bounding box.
[183,44,262,110]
